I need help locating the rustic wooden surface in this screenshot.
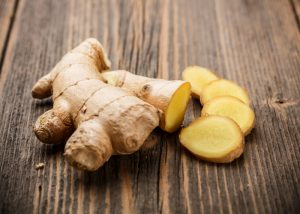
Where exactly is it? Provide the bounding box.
[0,0,17,66]
[0,0,299,213]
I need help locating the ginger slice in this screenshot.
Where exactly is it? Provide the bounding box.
[200,79,250,105]
[179,116,244,163]
[201,96,255,135]
[182,66,219,97]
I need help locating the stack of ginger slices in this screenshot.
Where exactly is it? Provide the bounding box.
[180,66,255,163]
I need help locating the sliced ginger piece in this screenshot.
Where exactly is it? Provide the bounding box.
[200,79,250,105]
[201,96,255,135]
[182,66,219,97]
[179,116,244,163]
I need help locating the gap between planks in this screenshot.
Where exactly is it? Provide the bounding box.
[290,0,300,31]
[0,0,19,75]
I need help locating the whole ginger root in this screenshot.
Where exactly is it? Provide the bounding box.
[32,38,160,171]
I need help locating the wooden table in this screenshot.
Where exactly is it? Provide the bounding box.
[0,0,299,213]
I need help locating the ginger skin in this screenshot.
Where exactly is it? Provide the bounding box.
[32,39,160,171]
[102,70,191,133]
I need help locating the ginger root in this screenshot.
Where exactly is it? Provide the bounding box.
[32,38,160,171]
[200,79,250,105]
[180,66,254,163]
[179,116,244,163]
[102,70,191,133]
[201,96,255,135]
[182,66,219,98]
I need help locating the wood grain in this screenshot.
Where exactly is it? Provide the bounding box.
[291,0,300,29]
[0,0,18,71]
[0,0,299,213]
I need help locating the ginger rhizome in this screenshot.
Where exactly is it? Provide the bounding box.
[180,116,244,163]
[182,66,219,98]
[201,96,255,135]
[180,66,255,163]
[32,39,255,169]
[200,79,250,105]
[32,39,160,171]
[102,70,191,133]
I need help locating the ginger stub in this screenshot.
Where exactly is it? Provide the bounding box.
[32,38,160,171]
[182,66,219,98]
[200,79,250,105]
[179,116,244,163]
[102,70,191,133]
[201,96,255,135]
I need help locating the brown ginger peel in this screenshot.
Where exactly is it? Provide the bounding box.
[102,70,191,133]
[32,38,160,171]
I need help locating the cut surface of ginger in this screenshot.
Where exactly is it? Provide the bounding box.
[200,79,250,105]
[182,66,218,97]
[103,70,191,133]
[164,82,191,132]
[179,116,244,163]
[201,96,255,135]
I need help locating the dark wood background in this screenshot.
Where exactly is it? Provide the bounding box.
[0,0,299,213]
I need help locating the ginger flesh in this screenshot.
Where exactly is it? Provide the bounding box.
[102,70,191,133]
[182,66,219,97]
[165,82,191,132]
[32,39,160,171]
[201,96,255,135]
[200,79,250,105]
[179,116,244,163]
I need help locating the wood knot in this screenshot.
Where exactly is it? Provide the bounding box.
[35,163,45,170]
[268,95,298,109]
[274,98,287,104]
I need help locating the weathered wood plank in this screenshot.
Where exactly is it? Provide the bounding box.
[291,0,300,29]
[0,0,299,213]
[0,0,18,71]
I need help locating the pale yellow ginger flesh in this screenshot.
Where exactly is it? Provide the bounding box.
[102,70,191,133]
[182,66,219,97]
[200,79,250,105]
[164,82,191,132]
[201,96,255,135]
[179,116,244,163]
[32,39,160,171]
